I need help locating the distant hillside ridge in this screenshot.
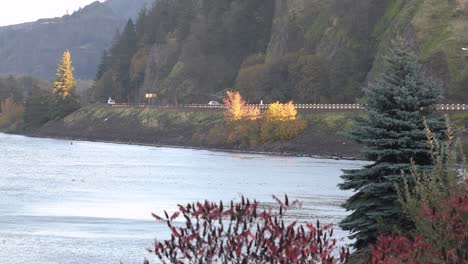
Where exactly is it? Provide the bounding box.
[0,0,151,80]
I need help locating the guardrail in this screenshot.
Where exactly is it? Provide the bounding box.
[436,104,467,111]
[111,103,467,111]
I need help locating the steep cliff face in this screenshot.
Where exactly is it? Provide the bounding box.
[263,0,467,102]
[252,0,389,103]
[98,0,467,104]
[0,0,150,80]
[369,0,468,101]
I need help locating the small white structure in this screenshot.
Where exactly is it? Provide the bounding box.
[107,97,116,105]
[208,101,221,105]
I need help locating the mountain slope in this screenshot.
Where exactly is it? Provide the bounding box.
[370,0,468,100]
[94,0,468,104]
[105,0,151,19]
[0,0,150,80]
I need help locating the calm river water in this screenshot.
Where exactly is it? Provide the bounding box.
[0,133,368,264]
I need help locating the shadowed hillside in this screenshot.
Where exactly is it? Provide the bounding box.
[93,0,468,104]
[0,0,150,80]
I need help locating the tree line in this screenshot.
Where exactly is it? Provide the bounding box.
[0,51,80,129]
[92,0,373,105]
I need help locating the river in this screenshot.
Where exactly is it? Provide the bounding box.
[0,133,368,264]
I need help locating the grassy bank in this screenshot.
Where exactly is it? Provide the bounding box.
[14,105,468,158]
[31,105,361,158]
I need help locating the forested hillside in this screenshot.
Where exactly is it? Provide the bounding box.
[0,0,150,80]
[94,0,468,104]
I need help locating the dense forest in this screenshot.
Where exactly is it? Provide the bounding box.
[0,75,49,103]
[93,0,468,104]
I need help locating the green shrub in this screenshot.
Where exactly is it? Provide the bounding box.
[225,120,262,147]
[260,120,306,142]
[396,124,468,263]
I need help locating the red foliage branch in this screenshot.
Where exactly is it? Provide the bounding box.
[146,195,349,264]
[370,234,429,264]
[370,187,468,264]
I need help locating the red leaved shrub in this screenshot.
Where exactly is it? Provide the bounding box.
[146,195,349,264]
[370,234,429,264]
[371,186,468,264]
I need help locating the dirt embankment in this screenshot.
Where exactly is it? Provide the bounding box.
[24,106,363,159]
[19,106,468,159]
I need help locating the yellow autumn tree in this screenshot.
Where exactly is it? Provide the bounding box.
[261,100,304,142]
[243,106,261,120]
[52,50,76,98]
[264,101,297,121]
[223,91,243,121]
[223,91,260,121]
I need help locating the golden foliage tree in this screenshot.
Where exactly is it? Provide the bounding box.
[223,91,260,121]
[242,106,261,121]
[52,50,76,98]
[264,101,297,121]
[222,95,304,145]
[223,91,244,121]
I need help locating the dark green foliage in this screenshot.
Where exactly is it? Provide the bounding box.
[398,128,468,263]
[339,40,442,248]
[93,0,376,104]
[289,53,329,104]
[92,0,467,105]
[95,50,110,81]
[135,6,148,45]
[93,71,117,103]
[236,52,332,103]
[116,20,138,102]
[48,95,81,120]
[93,20,138,103]
[93,0,275,104]
[0,75,49,107]
[0,76,23,103]
[23,87,52,128]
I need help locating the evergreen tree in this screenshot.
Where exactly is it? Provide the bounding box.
[339,40,441,248]
[135,6,147,43]
[92,30,120,102]
[52,50,76,98]
[115,19,137,102]
[95,49,109,81]
[0,75,22,102]
[23,86,51,128]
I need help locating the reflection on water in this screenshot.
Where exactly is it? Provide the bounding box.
[0,133,368,264]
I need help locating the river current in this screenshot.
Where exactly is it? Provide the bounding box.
[0,133,368,263]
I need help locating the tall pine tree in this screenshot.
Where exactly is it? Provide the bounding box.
[339,40,441,248]
[95,50,109,81]
[23,86,52,128]
[116,19,137,102]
